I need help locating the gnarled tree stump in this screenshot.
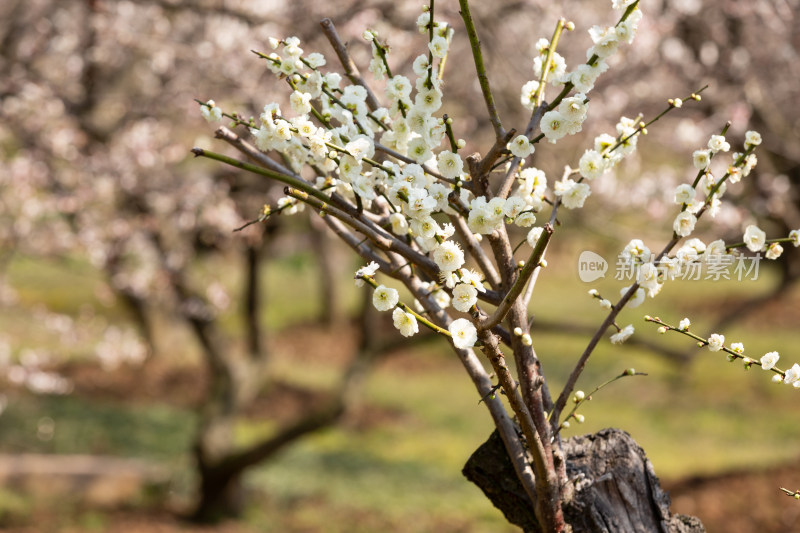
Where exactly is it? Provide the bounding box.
[464,428,705,533]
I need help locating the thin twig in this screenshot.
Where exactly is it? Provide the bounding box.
[319,18,381,111]
[458,0,505,140]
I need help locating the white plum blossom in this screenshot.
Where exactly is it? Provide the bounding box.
[692,149,711,170]
[389,212,409,236]
[761,351,780,370]
[674,184,695,205]
[678,318,691,331]
[449,318,478,349]
[784,364,800,385]
[433,240,465,272]
[452,283,478,313]
[201,100,223,122]
[527,227,544,249]
[766,242,783,260]
[745,130,762,147]
[621,286,645,308]
[789,229,800,247]
[579,150,606,180]
[743,225,766,252]
[707,333,725,352]
[540,110,569,142]
[508,135,534,158]
[392,307,419,337]
[610,324,634,344]
[708,135,730,153]
[554,179,591,209]
[673,211,697,237]
[372,285,399,311]
[437,150,464,180]
[354,262,380,286]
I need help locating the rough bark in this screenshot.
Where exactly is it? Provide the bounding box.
[464,428,705,533]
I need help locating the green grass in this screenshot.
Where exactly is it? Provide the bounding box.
[1,245,799,530]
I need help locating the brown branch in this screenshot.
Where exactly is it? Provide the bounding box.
[320,18,381,112]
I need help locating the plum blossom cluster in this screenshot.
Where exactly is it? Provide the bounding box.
[646,316,800,389]
[197,4,643,351]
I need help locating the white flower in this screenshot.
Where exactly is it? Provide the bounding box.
[761,351,780,370]
[766,242,783,260]
[392,307,419,337]
[610,324,634,344]
[449,318,478,349]
[579,150,606,180]
[372,285,399,311]
[599,299,612,309]
[527,226,544,249]
[345,136,374,163]
[555,179,591,209]
[790,229,800,247]
[692,149,711,170]
[622,239,651,262]
[679,318,691,331]
[433,241,465,272]
[289,91,312,115]
[540,110,569,142]
[674,184,696,205]
[354,262,380,286]
[707,333,725,352]
[745,130,762,147]
[708,135,730,153]
[508,135,535,158]
[437,150,464,180]
[452,283,478,313]
[622,286,645,308]
[520,80,540,110]
[731,342,744,353]
[389,213,409,236]
[673,211,697,237]
[784,363,800,385]
[704,239,727,262]
[515,212,537,227]
[201,100,223,122]
[743,225,766,252]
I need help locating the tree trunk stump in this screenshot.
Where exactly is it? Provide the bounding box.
[464,428,705,533]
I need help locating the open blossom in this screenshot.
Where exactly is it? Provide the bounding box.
[708,135,730,153]
[540,110,569,142]
[449,318,478,349]
[579,150,606,180]
[392,307,419,337]
[743,225,766,252]
[707,333,725,352]
[433,241,465,272]
[452,283,478,313]
[372,285,399,311]
[760,351,780,370]
[555,179,591,209]
[674,184,695,205]
[789,229,800,247]
[766,242,783,260]
[679,318,691,331]
[692,149,711,170]
[508,135,534,158]
[621,286,645,308]
[354,262,380,286]
[437,150,464,180]
[201,100,223,122]
[745,130,762,147]
[673,211,697,237]
[610,324,634,344]
[784,363,800,385]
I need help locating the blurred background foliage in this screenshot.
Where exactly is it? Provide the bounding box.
[0,0,799,531]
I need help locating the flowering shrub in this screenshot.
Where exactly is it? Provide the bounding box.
[195,0,798,528]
